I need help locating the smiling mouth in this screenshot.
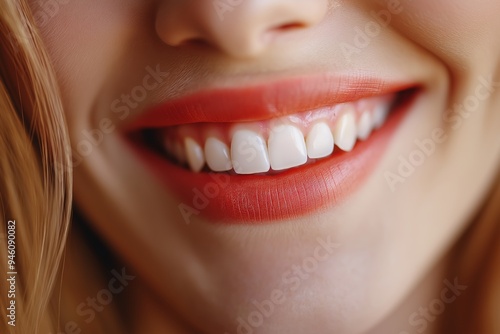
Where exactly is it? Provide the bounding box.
[125,75,419,223]
[140,93,399,175]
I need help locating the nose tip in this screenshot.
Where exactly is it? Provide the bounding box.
[156,0,329,59]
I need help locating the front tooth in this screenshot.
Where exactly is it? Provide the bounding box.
[333,112,357,152]
[373,104,390,129]
[231,129,270,174]
[268,124,307,170]
[306,122,334,159]
[184,137,205,172]
[357,111,373,141]
[204,137,232,172]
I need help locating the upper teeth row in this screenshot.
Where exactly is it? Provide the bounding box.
[162,103,390,175]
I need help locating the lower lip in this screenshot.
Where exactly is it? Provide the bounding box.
[127,92,416,224]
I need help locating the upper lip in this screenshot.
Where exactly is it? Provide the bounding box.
[124,74,417,131]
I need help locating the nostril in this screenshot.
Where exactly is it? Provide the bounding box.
[179,37,210,47]
[188,38,208,45]
[272,22,306,32]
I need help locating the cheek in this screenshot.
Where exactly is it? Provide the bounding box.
[391,0,500,70]
[31,1,142,129]
[405,0,499,30]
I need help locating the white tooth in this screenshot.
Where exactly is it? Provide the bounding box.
[184,137,205,172]
[357,111,373,141]
[333,112,357,152]
[204,137,232,172]
[231,130,270,174]
[306,122,334,159]
[373,104,390,129]
[268,124,307,170]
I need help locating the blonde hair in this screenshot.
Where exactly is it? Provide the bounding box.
[0,0,72,333]
[0,1,498,333]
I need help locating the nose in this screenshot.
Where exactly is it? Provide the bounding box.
[156,0,329,59]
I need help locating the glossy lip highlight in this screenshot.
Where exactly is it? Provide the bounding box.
[124,76,419,223]
[124,74,415,129]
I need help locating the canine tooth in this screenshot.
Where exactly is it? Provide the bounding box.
[268,124,307,170]
[373,104,390,129]
[204,137,232,172]
[184,137,205,172]
[231,130,270,174]
[306,122,334,159]
[333,112,357,152]
[357,111,373,141]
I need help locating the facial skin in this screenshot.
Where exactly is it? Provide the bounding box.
[30,0,500,333]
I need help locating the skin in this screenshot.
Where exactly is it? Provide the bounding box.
[29,0,500,333]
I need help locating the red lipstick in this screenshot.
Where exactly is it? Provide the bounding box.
[125,76,418,223]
